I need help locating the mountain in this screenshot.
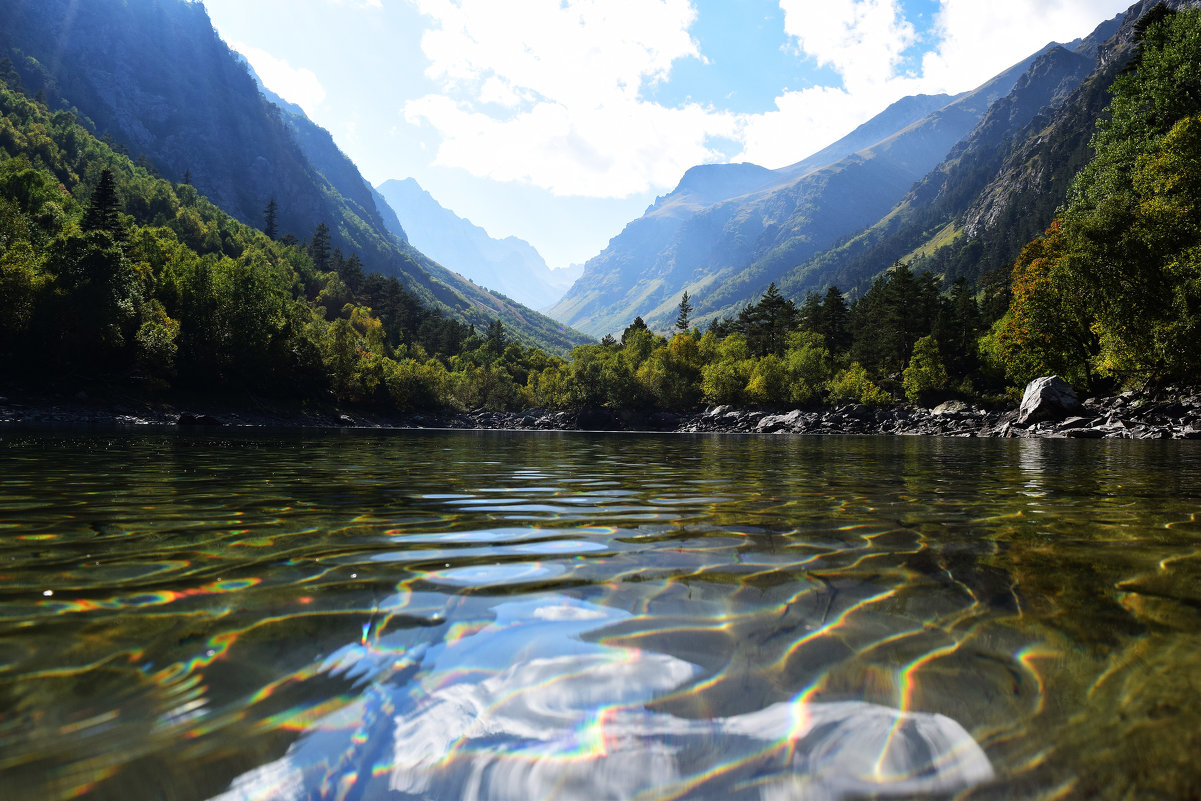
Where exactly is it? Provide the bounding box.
[0,0,590,353]
[901,0,1173,288]
[778,9,1130,300]
[376,178,581,312]
[549,53,1050,337]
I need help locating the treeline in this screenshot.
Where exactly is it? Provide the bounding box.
[0,75,551,411]
[984,5,1201,391]
[3,6,1199,416]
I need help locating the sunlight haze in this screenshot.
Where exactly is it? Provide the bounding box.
[201,0,1131,269]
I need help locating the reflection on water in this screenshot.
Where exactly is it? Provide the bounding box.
[213,594,991,801]
[1,430,1201,800]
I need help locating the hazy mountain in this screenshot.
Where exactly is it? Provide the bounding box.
[0,0,590,352]
[549,51,1048,337]
[779,9,1130,299]
[376,178,581,312]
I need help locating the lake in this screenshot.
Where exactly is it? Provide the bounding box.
[2,429,1200,800]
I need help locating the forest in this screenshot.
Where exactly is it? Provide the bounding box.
[1,7,1199,416]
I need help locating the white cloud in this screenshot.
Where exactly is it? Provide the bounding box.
[779,0,916,92]
[738,0,922,168]
[234,43,327,115]
[402,0,1133,196]
[737,0,1131,169]
[920,0,1133,91]
[404,0,739,198]
[408,94,738,196]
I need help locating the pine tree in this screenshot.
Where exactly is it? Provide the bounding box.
[739,282,796,356]
[309,222,332,272]
[341,252,365,291]
[81,168,122,239]
[819,286,850,353]
[675,291,693,333]
[622,316,648,345]
[485,319,506,353]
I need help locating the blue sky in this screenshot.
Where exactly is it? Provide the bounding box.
[201,0,1132,270]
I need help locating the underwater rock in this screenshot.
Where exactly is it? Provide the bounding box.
[210,596,994,801]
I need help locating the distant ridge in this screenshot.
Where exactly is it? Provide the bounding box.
[0,0,591,352]
[549,49,1046,336]
[376,178,581,313]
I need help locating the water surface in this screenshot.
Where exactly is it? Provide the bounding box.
[2,430,1200,800]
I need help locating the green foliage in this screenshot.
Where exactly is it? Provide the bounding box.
[989,7,1201,388]
[850,262,941,376]
[0,81,527,410]
[784,331,832,404]
[17,9,1201,417]
[902,335,949,405]
[0,0,590,355]
[827,363,891,407]
[737,282,797,357]
[980,221,1097,388]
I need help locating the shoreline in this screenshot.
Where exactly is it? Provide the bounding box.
[3,386,1201,440]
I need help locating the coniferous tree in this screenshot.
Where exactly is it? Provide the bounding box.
[739,282,796,357]
[485,318,506,354]
[622,316,648,345]
[81,168,122,239]
[263,198,278,240]
[309,222,332,272]
[798,291,822,332]
[819,286,850,353]
[341,252,365,291]
[675,291,693,333]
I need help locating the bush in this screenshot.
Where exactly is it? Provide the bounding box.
[828,362,891,406]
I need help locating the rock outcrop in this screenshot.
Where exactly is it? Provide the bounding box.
[1018,375,1082,424]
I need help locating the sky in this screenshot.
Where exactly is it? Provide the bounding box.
[201,0,1133,270]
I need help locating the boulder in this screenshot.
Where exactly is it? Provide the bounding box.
[757,410,803,432]
[1018,376,1081,425]
[932,400,970,417]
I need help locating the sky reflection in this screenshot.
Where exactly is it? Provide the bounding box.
[210,594,992,801]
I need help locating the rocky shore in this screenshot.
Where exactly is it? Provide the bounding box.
[3,378,1201,440]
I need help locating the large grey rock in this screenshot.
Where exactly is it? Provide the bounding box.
[932,400,971,417]
[757,410,803,432]
[1018,376,1081,424]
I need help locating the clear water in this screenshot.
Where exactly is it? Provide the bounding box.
[2,430,1201,800]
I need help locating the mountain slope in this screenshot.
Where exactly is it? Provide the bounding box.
[376,178,580,312]
[0,0,590,353]
[776,10,1129,300]
[549,51,1046,337]
[913,0,1177,285]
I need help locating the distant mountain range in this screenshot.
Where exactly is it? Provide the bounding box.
[549,5,1139,337]
[0,0,590,353]
[376,179,582,312]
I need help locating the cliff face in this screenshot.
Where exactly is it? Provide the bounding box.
[898,0,1194,288]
